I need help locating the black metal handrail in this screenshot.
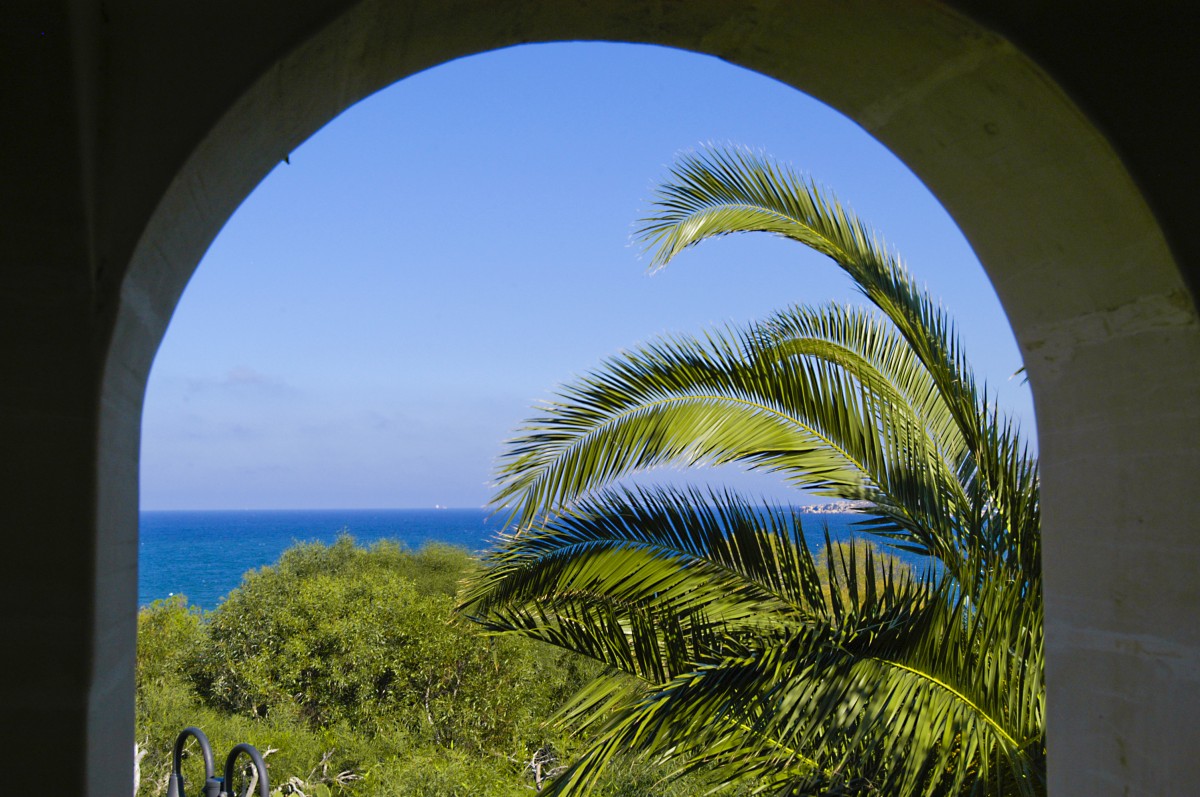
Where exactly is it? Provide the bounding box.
[165,726,270,797]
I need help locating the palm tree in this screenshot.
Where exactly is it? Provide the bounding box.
[459,148,1043,796]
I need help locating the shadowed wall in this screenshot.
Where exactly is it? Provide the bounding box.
[1,2,1196,794]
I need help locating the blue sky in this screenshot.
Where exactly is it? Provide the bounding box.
[139,42,1034,510]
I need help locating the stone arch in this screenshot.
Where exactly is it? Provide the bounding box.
[33,1,1196,794]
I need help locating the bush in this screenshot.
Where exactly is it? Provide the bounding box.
[137,536,746,796]
[189,538,586,747]
[137,595,205,688]
[137,537,616,796]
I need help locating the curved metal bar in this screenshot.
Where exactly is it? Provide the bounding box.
[169,726,216,796]
[222,742,271,797]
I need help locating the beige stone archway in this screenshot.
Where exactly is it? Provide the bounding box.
[3,2,1196,795]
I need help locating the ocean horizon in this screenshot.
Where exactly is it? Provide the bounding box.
[139,507,870,610]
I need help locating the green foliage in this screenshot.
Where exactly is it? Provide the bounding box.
[137,537,724,797]
[137,595,205,688]
[464,147,1043,795]
[362,747,525,797]
[190,537,585,749]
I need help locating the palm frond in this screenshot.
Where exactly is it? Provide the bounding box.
[492,316,982,576]
[493,328,876,522]
[637,146,1038,578]
[492,516,1039,797]
[466,145,1043,795]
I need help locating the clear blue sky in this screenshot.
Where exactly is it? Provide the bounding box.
[139,42,1034,510]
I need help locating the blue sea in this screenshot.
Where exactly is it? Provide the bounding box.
[139,508,869,610]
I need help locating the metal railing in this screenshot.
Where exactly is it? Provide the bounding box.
[165,727,270,797]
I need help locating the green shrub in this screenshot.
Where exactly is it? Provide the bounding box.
[188,538,586,748]
[137,595,205,688]
[136,537,728,796]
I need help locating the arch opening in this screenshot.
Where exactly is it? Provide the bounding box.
[134,40,1050,795]
[46,3,1199,795]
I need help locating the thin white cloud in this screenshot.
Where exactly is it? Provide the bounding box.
[183,367,299,397]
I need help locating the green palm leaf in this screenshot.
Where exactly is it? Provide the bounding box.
[638,147,1038,578]
[465,146,1043,795]
[493,306,992,579]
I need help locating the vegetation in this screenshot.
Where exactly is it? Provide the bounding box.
[460,148,1044,795]
[136,537,748,796]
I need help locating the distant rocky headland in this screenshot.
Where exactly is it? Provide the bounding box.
[796,500,873,514]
